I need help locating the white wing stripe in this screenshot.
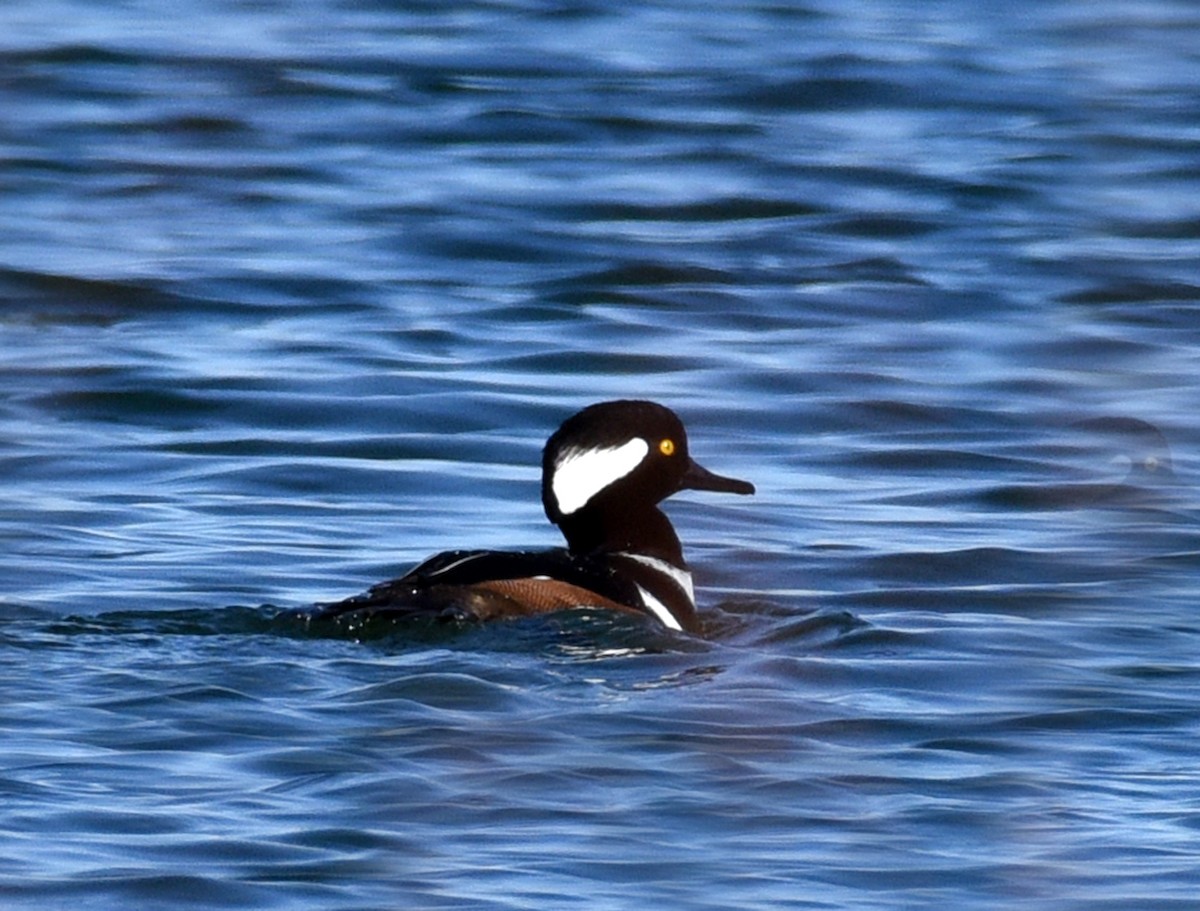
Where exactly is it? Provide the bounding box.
[635,584,683,631]
[619,552,695,605]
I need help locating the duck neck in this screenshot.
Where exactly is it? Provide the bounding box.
[558,504,685,565]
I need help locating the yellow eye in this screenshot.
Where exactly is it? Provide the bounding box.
[659,438,676,456]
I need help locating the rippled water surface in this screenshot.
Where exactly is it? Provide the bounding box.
[3,1,1200,908]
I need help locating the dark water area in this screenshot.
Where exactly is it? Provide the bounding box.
[3,1,1200,908]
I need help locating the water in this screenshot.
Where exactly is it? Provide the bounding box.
[3,0,1200,907]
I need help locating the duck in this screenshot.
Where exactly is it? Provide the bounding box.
[300,399,754,634]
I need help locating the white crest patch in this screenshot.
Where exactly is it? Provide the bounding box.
[551,437,649,516]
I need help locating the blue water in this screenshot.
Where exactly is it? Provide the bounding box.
[3,1,1200,908]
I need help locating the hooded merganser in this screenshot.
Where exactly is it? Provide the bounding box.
[301,400,754,634]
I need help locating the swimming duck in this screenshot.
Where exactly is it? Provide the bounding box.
[302,399,754,633]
